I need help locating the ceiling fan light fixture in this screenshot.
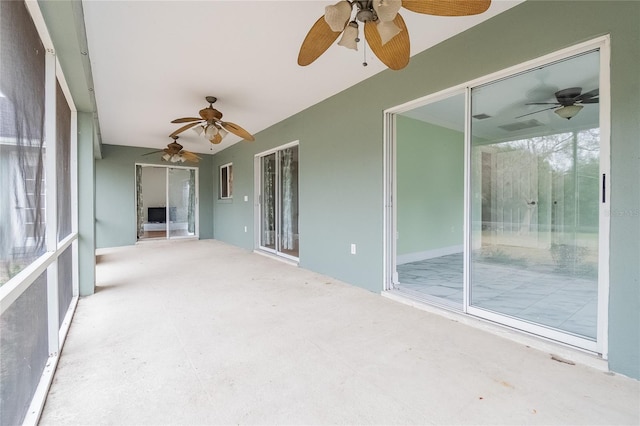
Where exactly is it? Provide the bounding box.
[555,104,583,120]
[338,21,359,50]
[192,125,204,136]
[205,124,219,138]
[162,153,171,161]
[377,20,402,45]
[218,127,229,139]
[324,1,352,32]
[373,0,402,22]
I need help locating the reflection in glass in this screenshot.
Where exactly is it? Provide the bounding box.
[260,153,276,250]
[279,146,299,258]
[168,167,195,238]
[259,147,299,259]
[470,51,600,340]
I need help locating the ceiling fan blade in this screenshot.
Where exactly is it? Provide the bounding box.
[180,151,201,163]
[170,121,200,137]
[221,121,255,141]
[515,106,558,119]
[575,88,599,102]
[580,98,599,104]
[525,102,561,106]
[402,0,491,16]
[171,117,202,123]
[364,14,410,70]
[298,15,344,66]
[141,149,163,156]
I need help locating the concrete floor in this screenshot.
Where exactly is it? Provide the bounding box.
[40,240,639,425]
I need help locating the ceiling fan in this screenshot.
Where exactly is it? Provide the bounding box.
[516,87,599,120]
[170,96,255,144]
[298,0,491,70]
[144,136,201,163]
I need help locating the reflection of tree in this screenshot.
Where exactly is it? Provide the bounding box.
[495,128,600,233]
[499,129,599,173]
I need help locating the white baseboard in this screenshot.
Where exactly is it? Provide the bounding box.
[397,245,463,265]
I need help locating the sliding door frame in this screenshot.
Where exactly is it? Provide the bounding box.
[135,163,199,241]
[254,140,300,262]
[383,35,610,356]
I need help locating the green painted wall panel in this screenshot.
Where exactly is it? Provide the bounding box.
[77,112,95,296]
[95,144,214,248]
[396,116,464,256]
[213,1,639,378]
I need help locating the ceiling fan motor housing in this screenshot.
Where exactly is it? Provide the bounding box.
[356,8,377,22]
[199,107,223,121]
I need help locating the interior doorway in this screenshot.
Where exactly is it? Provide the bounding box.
[135,164,198,241]
[255,142,299,261]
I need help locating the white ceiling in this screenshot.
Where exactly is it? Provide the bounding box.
[82,0,524,155]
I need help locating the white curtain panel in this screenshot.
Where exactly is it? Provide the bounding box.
[281,148,294,250]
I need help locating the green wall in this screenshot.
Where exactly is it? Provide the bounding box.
[77,112,96,296]
[95,144,214,248]
[212,1,640,378]
[396,116,464,257]
[210,141,259,250]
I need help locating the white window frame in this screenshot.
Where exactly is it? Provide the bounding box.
[219,162,233,200]
[0,2,81,424]
[254,140,300,262]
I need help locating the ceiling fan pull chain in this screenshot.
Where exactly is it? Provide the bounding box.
[362,39,368,66]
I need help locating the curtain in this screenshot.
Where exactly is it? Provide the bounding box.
[0,0,46,285]
[262,155,275,246]
[135,165,144,238]
[187,169,195,234]
[281,148,294,250]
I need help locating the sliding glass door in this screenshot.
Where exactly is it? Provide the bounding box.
[136,164,198,241]
[257,143,299,260]
[168,168,196,238]
[468,51,602,346]
[395,93,465,308]
[388,44,607,353]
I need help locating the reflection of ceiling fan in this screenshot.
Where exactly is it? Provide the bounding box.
[170,96,255,144]
[298,0,491,70]
[144,136,201,163]
[516,87,599,120]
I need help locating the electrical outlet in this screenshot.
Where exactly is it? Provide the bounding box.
[244,226,247,233]
[350,243,356,255]
[244,195,248,202]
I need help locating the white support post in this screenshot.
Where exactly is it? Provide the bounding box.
[44,49,59,357]
[71,110,80,297]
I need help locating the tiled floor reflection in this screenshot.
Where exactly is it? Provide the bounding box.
[397,253,597,339]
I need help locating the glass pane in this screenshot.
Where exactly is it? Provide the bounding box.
[139,166,167,240]
[260,153,276,250]
[168,168,194,238]
[395,94,465,307]
[279,146,299,258]
[0,272,49,425]
[0,0,46,285]
[187,169,196,235]
[470,51,600,340]
[220,165,231,199]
